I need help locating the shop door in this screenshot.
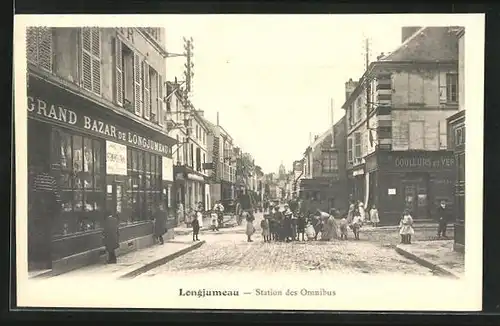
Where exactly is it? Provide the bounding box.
[403,175,429,219]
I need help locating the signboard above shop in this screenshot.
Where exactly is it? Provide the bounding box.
[380,151,455,172]
[27,92,172,157]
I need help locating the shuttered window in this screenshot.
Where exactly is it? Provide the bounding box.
[81,28,101,95]
[26,27,53,72]
[114,37,123,106]
[347,138,353,163]
[157,74,165,126]
[142,61,151,120]
[133,53,143,116]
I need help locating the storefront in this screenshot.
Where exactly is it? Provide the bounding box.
[447,110,465,252]
[347,165,366,205]
[27,74,176,273]
[173,165,207,216]
[299,177,348,214]
[367,150,455,225]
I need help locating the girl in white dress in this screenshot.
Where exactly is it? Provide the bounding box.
[399,210,415,244]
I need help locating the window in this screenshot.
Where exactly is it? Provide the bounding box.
[81,28,101,95]
[457,152,465,182]
[356,97,363,121]
[409,121,425,149]
[196,147,201,172]
[354,132,362,159]
[26,27,53,72]
[126,148,162,223]
[321,151,338,173]
[51,128,104,236]
[142,61,151,120]
[176,135,180,163]
[455,125,465,147]
[446,73,458,103]
[115,41,135,111]
[348,105,354,127]
[190,143,194,168]
[149,67,159,123]
[438,120,447,150]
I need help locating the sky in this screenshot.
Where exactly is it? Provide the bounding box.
[162,15,405,174]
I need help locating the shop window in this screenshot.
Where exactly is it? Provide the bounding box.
[26,27,53,72]
[51,128,104,236]
[126,148,162,223]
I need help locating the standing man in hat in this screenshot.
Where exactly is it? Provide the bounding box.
[436,200,452,238]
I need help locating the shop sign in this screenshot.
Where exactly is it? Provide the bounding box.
[106,141,127,175]
[187,173,205,182]
[162,157,173,181]
[27,96,171,157]
[386,152,455,171]
[352,168,364,177]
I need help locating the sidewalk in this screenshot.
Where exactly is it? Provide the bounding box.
[41,235,205,280]
[395,240,464,278]
[174,215,237,235]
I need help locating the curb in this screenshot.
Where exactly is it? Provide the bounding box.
[394,246,459,279]
[119,240,206,279]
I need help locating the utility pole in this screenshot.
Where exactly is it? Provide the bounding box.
[183,37,194,103]
[364,36,372,130]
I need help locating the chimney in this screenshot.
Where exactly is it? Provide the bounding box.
[401,26,422,43]
[345,78,359,102]
[314,135,319,141]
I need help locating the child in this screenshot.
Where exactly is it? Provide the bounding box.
[210,211,219,231]
[297,214,307,241]
[261,217,271,242]
[191,212,200,242]
[351,210,363,240]
[370,205,380,227]
[399,210,414,244]
[339,216,349,240]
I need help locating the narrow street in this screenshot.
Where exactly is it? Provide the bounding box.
[139,213,437,277]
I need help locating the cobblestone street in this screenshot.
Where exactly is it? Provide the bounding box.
[139,214,438,277]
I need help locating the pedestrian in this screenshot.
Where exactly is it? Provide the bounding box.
[153,202,167,245]
[297,213,306,241]
[244,211,256,242]
[358,201,367,223]
[436,200,451,238]
[369,204,380,227]
[350,210,363,240]
[103,212,119,264]
[283,204,293,242]
[320,210,338,241]
[210,210,219,231]
[311,213,323,241]
[399,209,415,244]
[191,211,200,242]
[339,216,349,240]
[261,216,271,242]
[196,207,204,230]
[213,201,225,227]
[273,206,284,241]
[177,203,185,227]
[305,217,316,240]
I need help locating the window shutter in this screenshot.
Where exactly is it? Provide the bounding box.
[133,53,143,116]
[158,74,164,126]
[38,27,53,72]
[26,27,38,64]
[91,28,101,94]
[439,73,447,103]
[142,61,151,120]
[81,28,93,92]
[114,38,123,106]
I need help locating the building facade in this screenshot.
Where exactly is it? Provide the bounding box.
[203,119,236,207]
[300,116,348,213]
[164,81,211,216]
[26,27,176,272]
[342,26,460,225]
[447,27,465,253]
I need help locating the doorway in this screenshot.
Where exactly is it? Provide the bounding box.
[28,120,53,271]
[402,174,429,219]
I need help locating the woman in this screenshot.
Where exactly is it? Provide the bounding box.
[153,202,167,245]
[320,210,338,241]
[244,211,255,242]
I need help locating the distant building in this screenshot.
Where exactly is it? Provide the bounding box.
[342,26,461,225]
[300,116,348,214]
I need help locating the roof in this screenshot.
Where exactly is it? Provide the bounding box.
[380,26,459,62]
[307,115,345,153]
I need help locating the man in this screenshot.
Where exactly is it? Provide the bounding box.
[153,202,167,245]
[103,212,119,263]
[29,164,61,270]
[213,201,225,226]
[437,200,451,238]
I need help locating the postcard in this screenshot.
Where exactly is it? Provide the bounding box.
[13,13,484,311]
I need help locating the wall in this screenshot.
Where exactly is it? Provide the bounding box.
[458,33,465,111]
[391,110,456,151]
[391,69,458,109]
